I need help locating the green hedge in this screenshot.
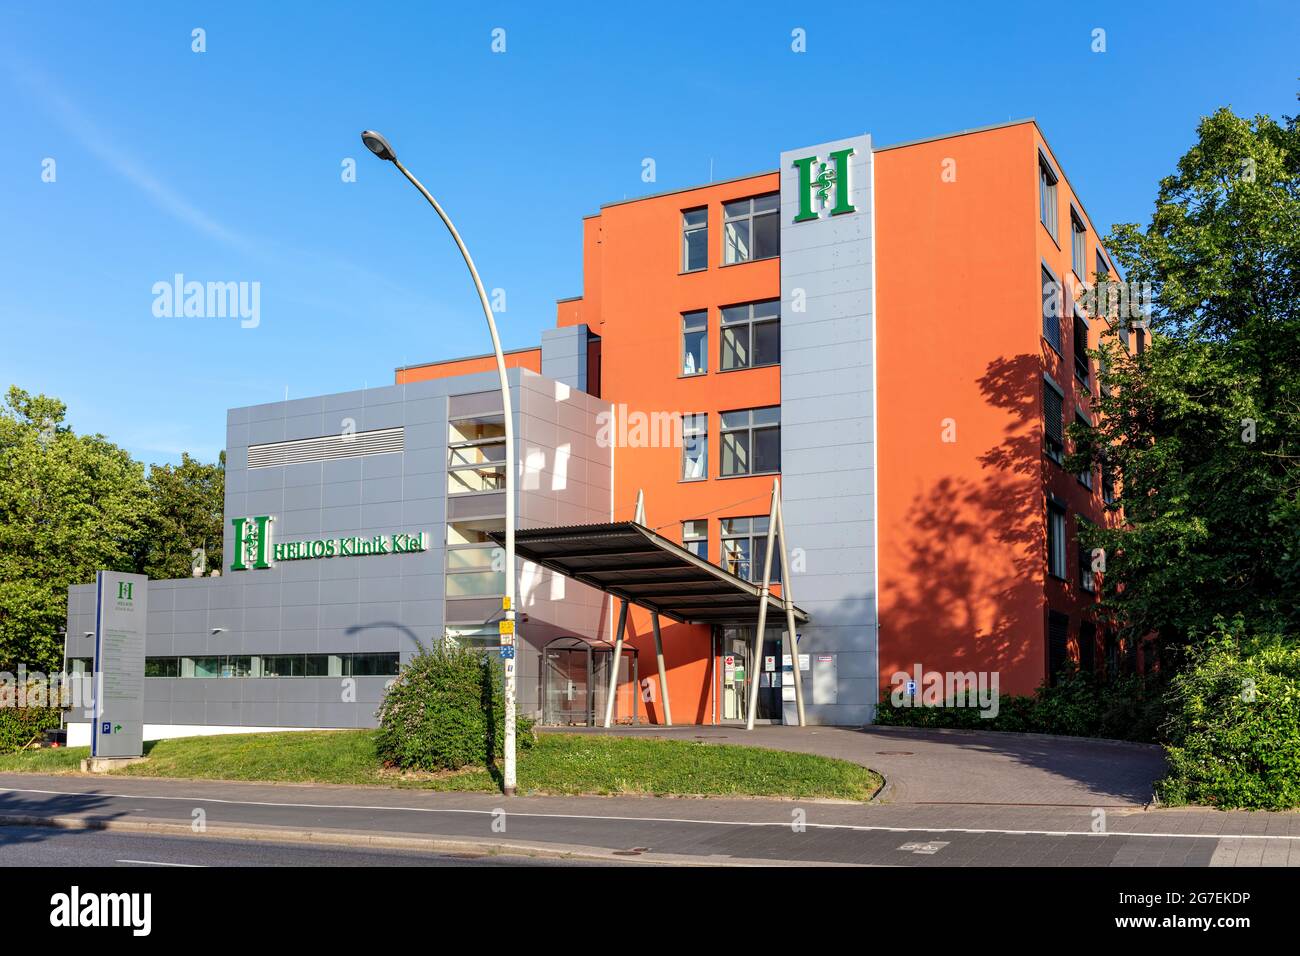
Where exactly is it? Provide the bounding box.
[0,681,62,754]
[1156,625,1300,810]
[375,644,534,773]
[876,670,1165,743]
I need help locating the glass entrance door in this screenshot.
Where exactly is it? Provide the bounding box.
[720,627,783,722]
[543,648,590,726]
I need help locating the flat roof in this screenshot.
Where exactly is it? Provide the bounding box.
[492,521,809,626]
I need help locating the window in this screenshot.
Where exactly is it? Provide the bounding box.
[1095,248,1109,282]
[1043,379,1064,464]
[720,406,780,476]
[1071,211,1087,279]
[1042,267,1062,352]
[1073,311,1090,385]
[680,310,707,375]
[350,653,401,677]
[145,657,179,677]
[1046,499,1067,580]
[682,207,708,272]
[721,516,780,584]
[1047,611,1071,684]
[448,414,506,494]
[682,520,708,560]
[1102,463,1117,505]
[1038,155,1058,237]
[1075,411,1093,489]
[1078,621,1097,675]
[682,413,708,480]
[723,194,779,264]
[1135,327,1147,355]
[1078,517,1096,592]
[720,300,780,370]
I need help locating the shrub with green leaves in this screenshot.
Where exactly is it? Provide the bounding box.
[375,644,534,773]
[0,680,61,754]
[1156,622,1300,810]
[876,669,1165,743]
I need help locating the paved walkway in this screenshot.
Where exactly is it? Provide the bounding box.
[551,724,1168,807]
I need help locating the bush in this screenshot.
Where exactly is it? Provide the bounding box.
[0,679,62,754]
[1156,623,1300,810]
[375,645,534,773]
[876,668,1165,743]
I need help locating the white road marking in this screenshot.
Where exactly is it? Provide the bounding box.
[2,785,1295,842]
[116,859,203,867]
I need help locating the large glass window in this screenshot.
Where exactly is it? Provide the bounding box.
[720,407,780,477]
[723,194,779,264]
[682,520,708,560]
[448,414,507,495]
[1047,500,1067,579]
[682,413,708,480]
[721,516,781,584]
[144,657,179,677]
[682,207,708,272]
[721,300,780,370]
[1039,155,1058,237]
[681,310,707,375]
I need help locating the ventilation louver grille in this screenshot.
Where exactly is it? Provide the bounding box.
[247,426,404,469]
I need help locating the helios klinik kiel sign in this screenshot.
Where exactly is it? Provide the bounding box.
[228,515,428,571]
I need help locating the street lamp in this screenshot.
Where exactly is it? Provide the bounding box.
[361,129,518,797]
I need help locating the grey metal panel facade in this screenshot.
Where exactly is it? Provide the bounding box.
[66,366,614,730]
[540,324,589,392]
[779,134,879,725]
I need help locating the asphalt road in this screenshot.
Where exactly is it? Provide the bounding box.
[3,774,1297,866]
[0,825,612,867]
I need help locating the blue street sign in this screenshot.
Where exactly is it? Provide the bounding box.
[499,646,515,659]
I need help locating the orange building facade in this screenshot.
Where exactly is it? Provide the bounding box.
[404,119,1123,726]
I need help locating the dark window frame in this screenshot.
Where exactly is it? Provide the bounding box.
[720,299,781,371]
[722,193,780,265]
[719,406,781,477]
[682,206,708,273]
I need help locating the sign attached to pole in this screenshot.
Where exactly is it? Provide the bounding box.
[91,571,148,758]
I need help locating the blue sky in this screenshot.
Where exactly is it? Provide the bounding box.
[1,1,1295,466]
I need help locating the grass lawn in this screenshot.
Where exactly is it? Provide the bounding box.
[0,731,881,801]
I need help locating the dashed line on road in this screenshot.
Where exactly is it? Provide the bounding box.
[2,785,1295,843]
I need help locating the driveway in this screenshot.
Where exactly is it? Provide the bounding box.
[551,724,1168,807]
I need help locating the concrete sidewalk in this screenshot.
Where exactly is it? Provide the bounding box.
[552,724,1168,807]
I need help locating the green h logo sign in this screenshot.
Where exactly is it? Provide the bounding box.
[117,582,133,601]
[792,147,856,222]
[229,515,273,571]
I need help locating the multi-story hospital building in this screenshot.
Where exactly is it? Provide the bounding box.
[65,118,1131,743]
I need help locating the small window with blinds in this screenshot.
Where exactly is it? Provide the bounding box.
[246,426,403,469]
[1043,379,1064,464]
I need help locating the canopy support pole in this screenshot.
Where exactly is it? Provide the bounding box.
[651,613,672,726]
[602,598,629,729]
[774,478,806,727]
[746,482,781,731]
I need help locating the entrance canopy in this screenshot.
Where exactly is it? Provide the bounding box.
[491,521,809,626]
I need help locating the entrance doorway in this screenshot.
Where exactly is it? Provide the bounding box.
[719,626,784,723]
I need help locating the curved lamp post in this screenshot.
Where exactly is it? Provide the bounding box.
[361,130,518,797]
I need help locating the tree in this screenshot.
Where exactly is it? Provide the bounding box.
[0,386,153,671]
[1071,106,1300,653]
[143,452,225,580]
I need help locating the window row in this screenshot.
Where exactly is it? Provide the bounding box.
[1042,377,1117,501]
[682,406,780,481]
[681,194,780,273]
[681,516,781,584]
[681,300,780,375]
[66,653,401,678]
